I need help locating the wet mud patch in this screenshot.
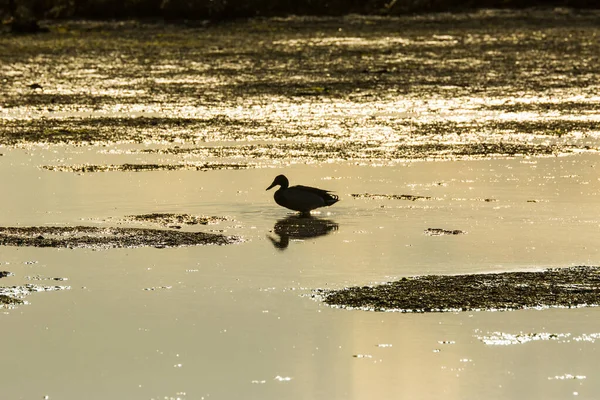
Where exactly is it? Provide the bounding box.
[478,331,570,346]
[351,193,433,201]
[484,101,600,114]
[487,121,600,137]
[0,117,264,146]
[318,266,600,312]
[425,142,570,160]
[412,120,600,138]
[25,275,69,282]
[0,226,241,249]
[121,213,229,228]
[0,284,70,308]
[42,163,250,173]
[414,142,582,160]
[2,120,595,164]
[137,141,581,163]
[0,294,24,306]
[425,228,466,236]
[478,331,600,346]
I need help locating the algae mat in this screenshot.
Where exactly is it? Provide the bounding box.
[319,266,600,312]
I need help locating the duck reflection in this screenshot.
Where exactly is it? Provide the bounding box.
[267,215,338,250]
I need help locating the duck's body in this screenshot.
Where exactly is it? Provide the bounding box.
[266,175,339,214]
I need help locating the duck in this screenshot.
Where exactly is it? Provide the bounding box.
[266,175,339,215]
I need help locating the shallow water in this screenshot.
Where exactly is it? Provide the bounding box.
[2,153,600,399]
[1,9,600,400]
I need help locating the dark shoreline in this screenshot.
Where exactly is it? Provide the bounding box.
[2,2,599,26]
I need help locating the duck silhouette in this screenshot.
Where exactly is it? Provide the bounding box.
[266,175,339,215]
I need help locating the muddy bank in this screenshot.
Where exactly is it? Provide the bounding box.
[318,266,600,312]
[0,226,241,249]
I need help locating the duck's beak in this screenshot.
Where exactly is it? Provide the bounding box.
[266,181,277,191]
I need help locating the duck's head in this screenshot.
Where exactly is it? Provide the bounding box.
[266,174,289,191]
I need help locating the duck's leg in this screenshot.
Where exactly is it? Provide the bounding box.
[298,210,312,218]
